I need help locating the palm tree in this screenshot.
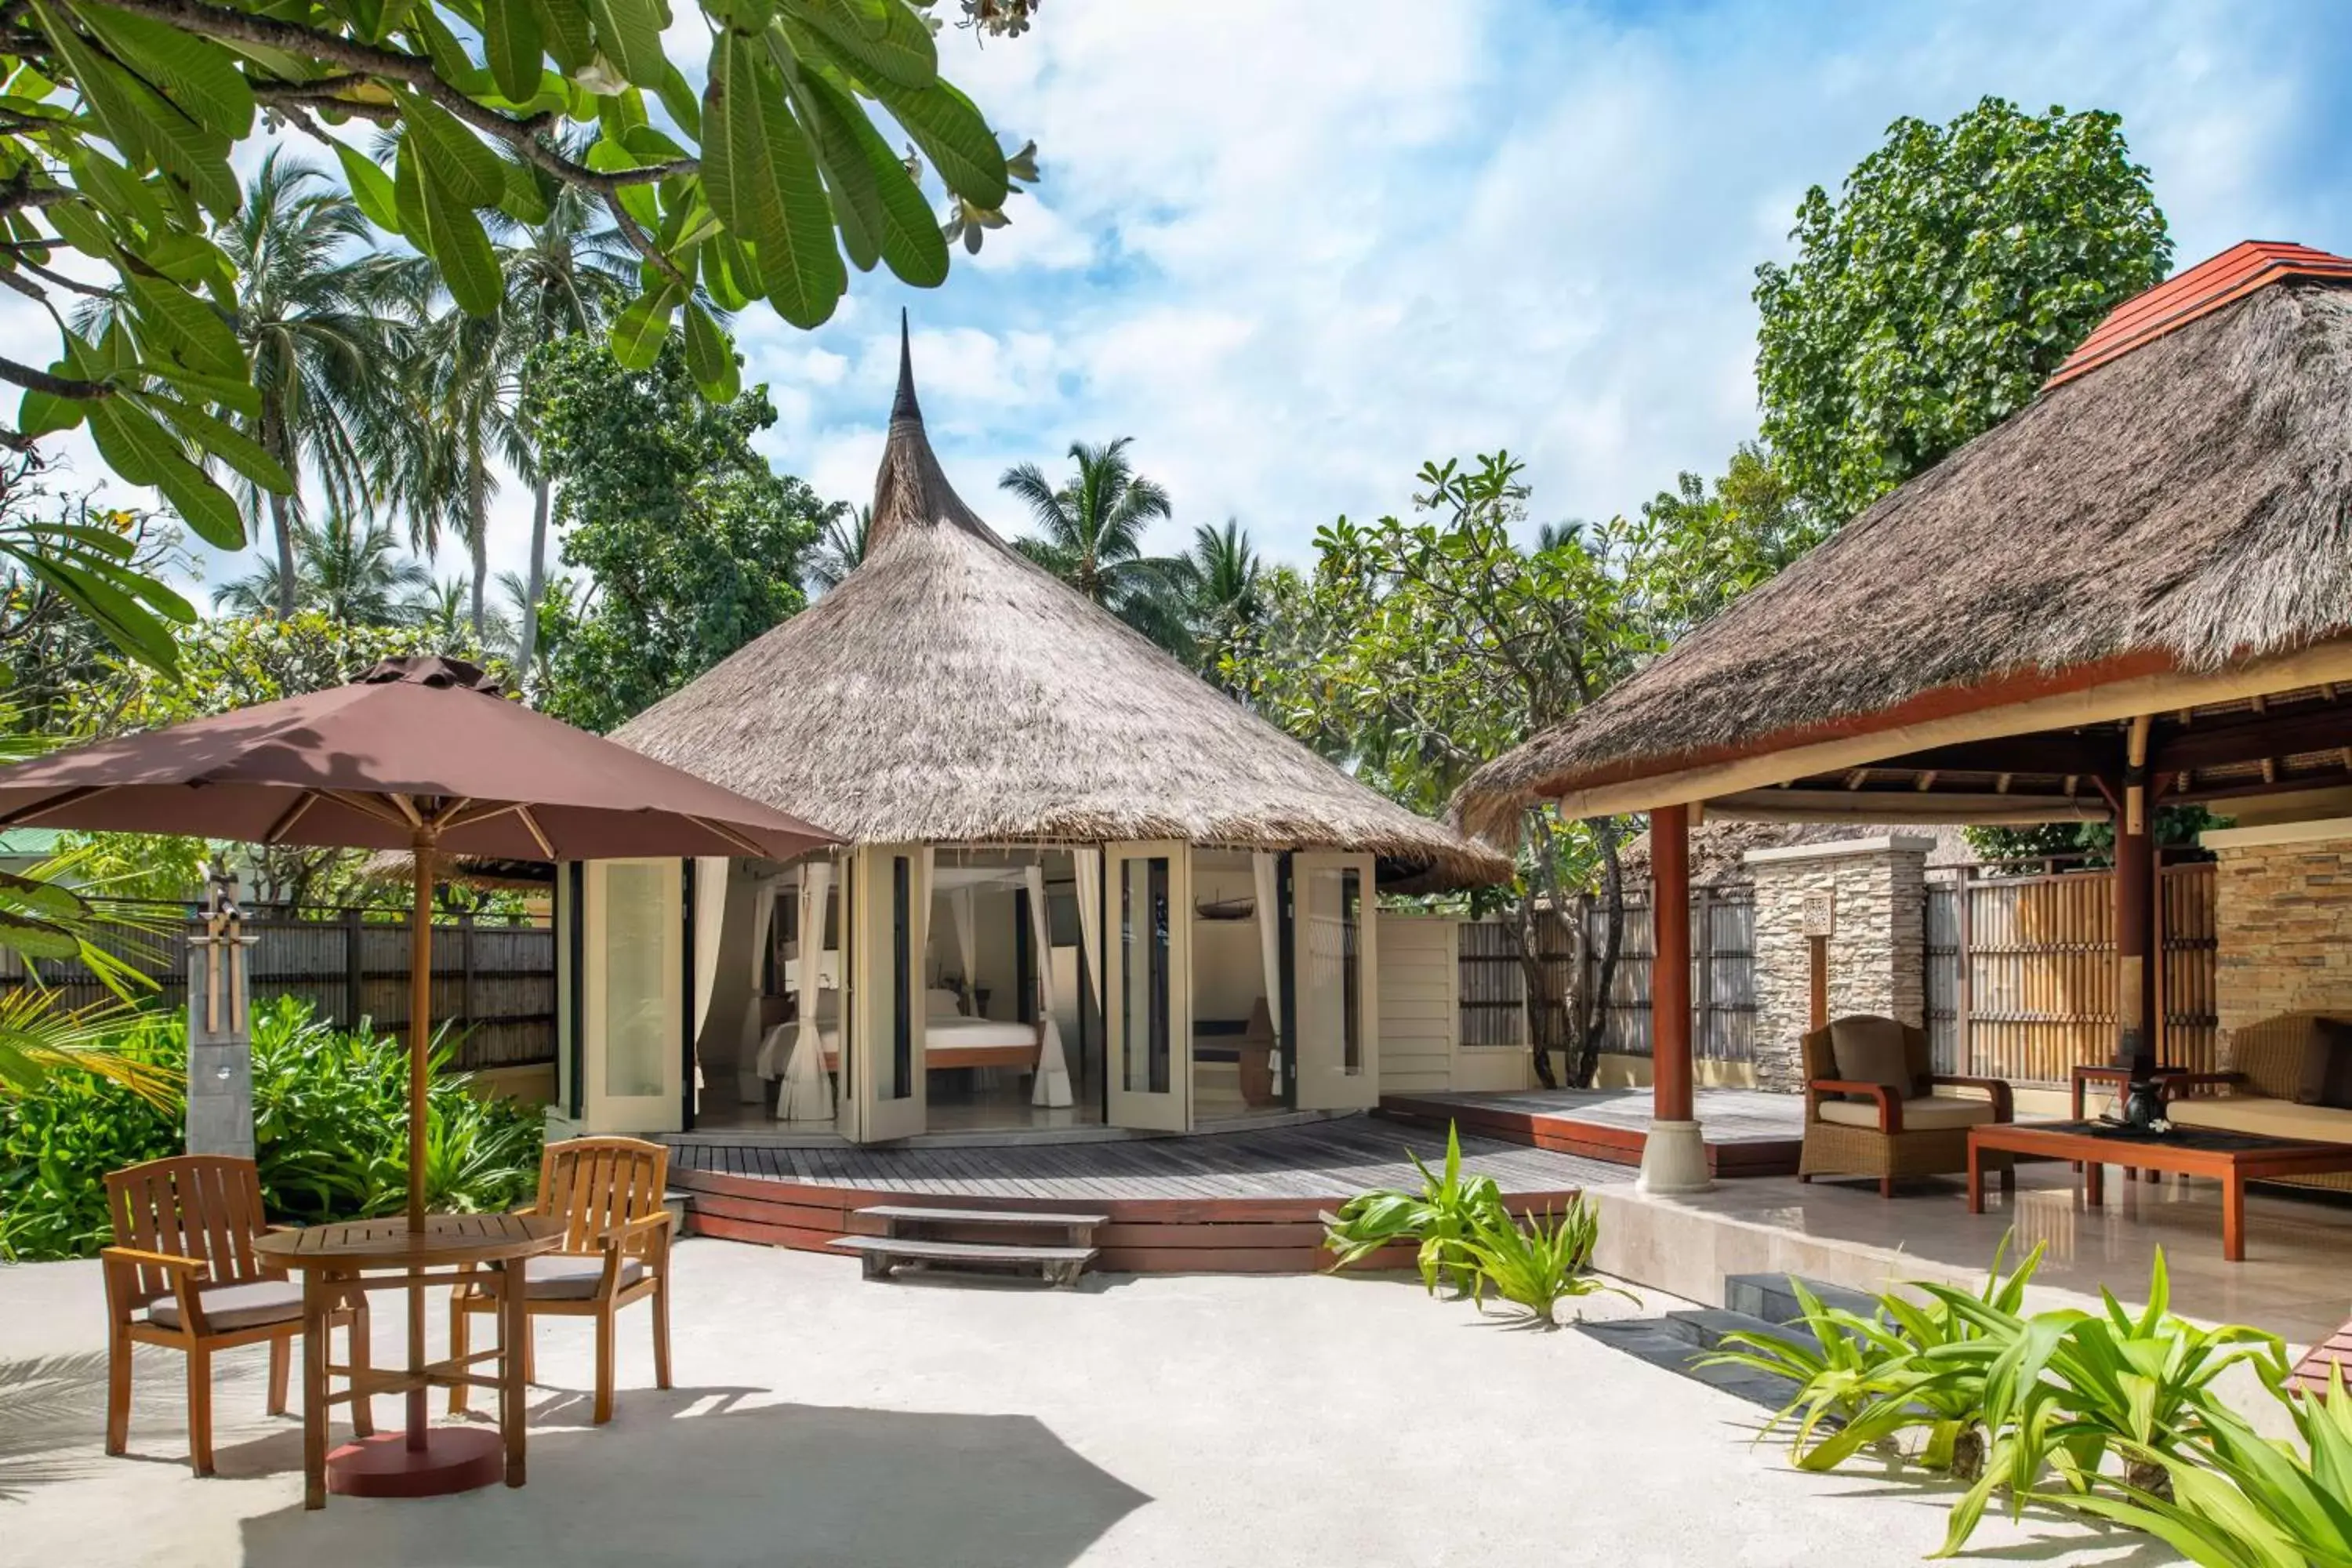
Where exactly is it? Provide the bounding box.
[805,506,872,593]
[376,168,626,657]
[408,576,474,640]
[499,177,631,682]
[390,303,531,637]
[212,514,430,626]
[999,437,1189,652]
[301,513,433,625]
[213,151,410,619]
[1178,517,1265,690]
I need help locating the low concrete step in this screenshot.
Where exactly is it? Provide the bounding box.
[1664,1307,1818,1356]
[1577,1313,1805,1412]
[1725,1272,1881,1327]
[829,1234,1097,1287]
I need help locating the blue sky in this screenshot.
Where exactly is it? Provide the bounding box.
[724,0,2352,576]
[37,0,2352,597]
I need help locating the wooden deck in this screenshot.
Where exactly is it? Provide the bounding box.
[1379,1087,1806,1178]
[665,1116,1621,1274]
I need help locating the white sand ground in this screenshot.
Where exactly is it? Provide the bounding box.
[0,1240,2171,1568]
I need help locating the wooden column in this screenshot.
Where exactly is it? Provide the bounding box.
[1652,803,1694,1124]
[2113,715,2159,1076]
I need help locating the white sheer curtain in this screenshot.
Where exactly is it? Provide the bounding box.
[775,860,833,1122]
[1025,860,1074,1106]
[739,871,787,1102]
[1072,845,1104,1011]
[690,857,731,1096]
[949,886,978,1004]
[1252,851,1283,1087]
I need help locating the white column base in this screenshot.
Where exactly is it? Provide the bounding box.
[1637,1120,1713,1195]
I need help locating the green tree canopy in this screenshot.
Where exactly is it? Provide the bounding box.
[528,332,837,731]
[1754,96,2171,521]
[1241,453,1681,1089]
[0,0,1035,637]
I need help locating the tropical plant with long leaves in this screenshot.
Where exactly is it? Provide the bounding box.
[1929,1249,2286,1556]
[0,846,170,1100]
[1457,1198,1629,1327]
[1702,1237,2046,1479]
[2059,1363,2352,1568]
[1000,437,1190,653]
[1323,1121,1508,1294]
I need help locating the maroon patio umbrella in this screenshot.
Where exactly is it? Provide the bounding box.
[0,657,833,1481]
[0,656,833,1210]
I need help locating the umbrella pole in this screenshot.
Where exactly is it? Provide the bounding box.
[407,829,436,1450]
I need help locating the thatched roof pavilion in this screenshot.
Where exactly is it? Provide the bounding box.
[1451,241,2352,1141]
[1456,241,2352,839]
[614,325,1507,890]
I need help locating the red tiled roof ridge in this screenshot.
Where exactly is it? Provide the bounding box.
[2046,240,2352,390]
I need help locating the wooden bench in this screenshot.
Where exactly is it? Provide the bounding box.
[831,1205,1108,1287]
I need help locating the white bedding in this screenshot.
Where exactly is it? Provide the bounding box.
[797,1015,1039,1055]
[921,1015,1042,1050]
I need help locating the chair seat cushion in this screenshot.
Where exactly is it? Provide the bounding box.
[2170,1094,2352,1143]
[524,1254,646,1300]
[1817,1094,1998,1132]
[146,1277,303,1332]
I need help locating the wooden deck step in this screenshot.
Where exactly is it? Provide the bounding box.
[829,1234,1098,1287]
[855,1204,1109,1230]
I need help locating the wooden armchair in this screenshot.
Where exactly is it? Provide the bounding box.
[1798,1018,2017,1198]
[101,1155,372,1475]
[451,1136,673,1425]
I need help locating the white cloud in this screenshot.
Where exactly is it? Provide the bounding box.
[746,0,2351,569]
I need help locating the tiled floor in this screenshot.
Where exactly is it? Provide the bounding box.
[1633,1161,2352,1345]
[1403,1084,1807,1144]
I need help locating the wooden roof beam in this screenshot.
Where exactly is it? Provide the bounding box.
[2153,703,2352,773]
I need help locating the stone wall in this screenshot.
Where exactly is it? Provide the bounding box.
[1746,836,1931,1092]
[2209,824,2352,1044]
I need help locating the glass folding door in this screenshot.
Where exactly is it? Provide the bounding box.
[1106,841,1190,1131]
[1293,852,1378,1111]
[582,858,685,1132]
[849,844,926,1141]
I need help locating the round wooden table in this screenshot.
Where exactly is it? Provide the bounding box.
[255,1212,563,1509]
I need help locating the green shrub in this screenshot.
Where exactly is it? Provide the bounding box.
[1703,1237,2044,1480]
[0,996,543,1260]
[2061,1363,2352,1568]
[1457,1198,1630,1327]
[1929,1248,2285,1557]
[1323,1122,1511,1294]
[1702,1237,2297,1560]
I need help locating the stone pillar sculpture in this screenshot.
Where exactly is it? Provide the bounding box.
[185,858,260,1158]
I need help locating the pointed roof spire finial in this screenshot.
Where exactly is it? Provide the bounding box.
[891,308,922,426]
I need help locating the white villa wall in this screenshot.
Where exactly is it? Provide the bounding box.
[1376,913,1456,1094]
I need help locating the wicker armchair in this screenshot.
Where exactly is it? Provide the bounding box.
[2156,1011,2352,1195]
[1798,1018,2016,1197]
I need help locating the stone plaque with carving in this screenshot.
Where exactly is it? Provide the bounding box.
[1802,890,1835,938]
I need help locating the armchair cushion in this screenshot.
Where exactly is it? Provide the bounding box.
[2169,1094,2352,1142]
[146,1278,303,1332]
[1828,1016,1921,1102]
[524,1254,646,1300]
[1817,1094,1998,1133]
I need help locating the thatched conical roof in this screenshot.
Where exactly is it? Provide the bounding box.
[614,323,1508,889]
[1455,246,2352,840]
